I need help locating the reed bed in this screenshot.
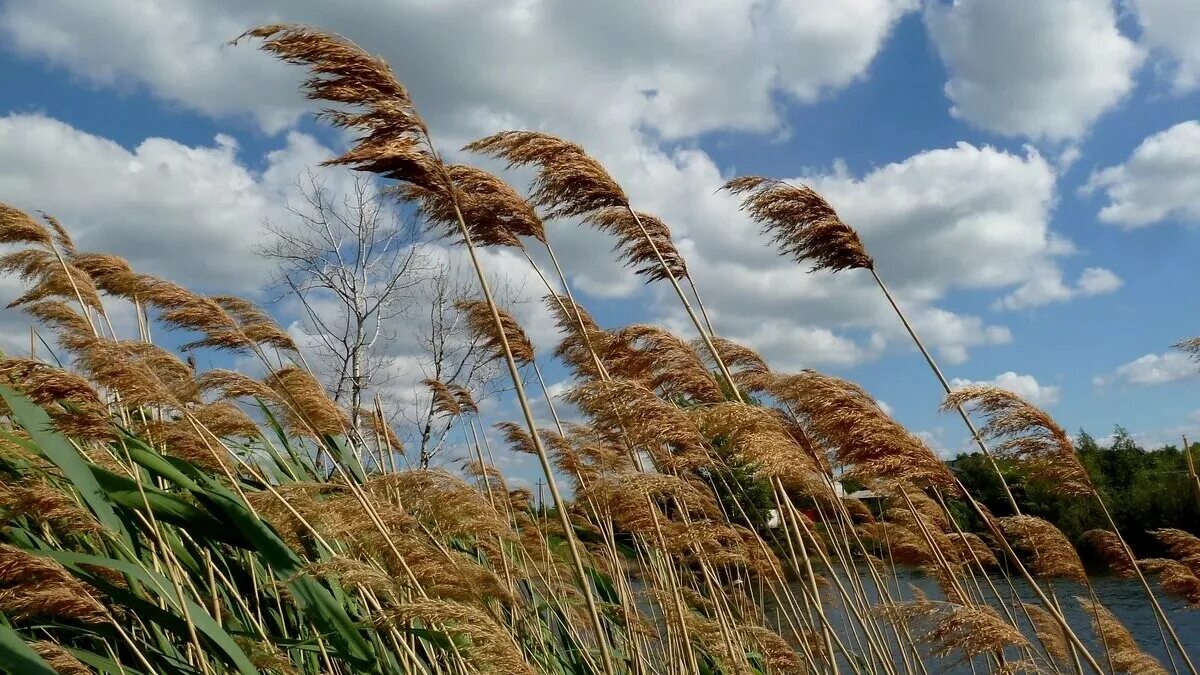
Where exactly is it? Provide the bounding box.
[0,23,1195,675]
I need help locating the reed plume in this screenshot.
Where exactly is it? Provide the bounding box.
[0,544,106,623]
[1084,529,1137,577]
[1077,596,1169,675]
[997,516,1086,583]
[722,176,872,272]
[943,386,1092,495]
[455,299,536,365]
[400,164,545,247]
[584,207,689,282]
[1021,602,1069,664]
[464,131,627,219]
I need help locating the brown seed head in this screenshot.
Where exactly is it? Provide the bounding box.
[943,385,1093,495]
[465,130,628,219]
[722,176,873,272]
[998,515,1086,583]
[398,164,545,246]
[455,298,535,365]
[238,25,443,192]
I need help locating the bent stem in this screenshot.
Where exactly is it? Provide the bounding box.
[445,195,616,675]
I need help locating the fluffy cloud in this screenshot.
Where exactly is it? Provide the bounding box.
[950,371,1061,406]
[924,0,1143,140]
[1095,351,1199,386]
[0,0,916,141]
[0,0,1104,378]
[0,113,343,289]
[1129,0,1200,93]
[995,266,1122,310]
[1083,120,1200,228]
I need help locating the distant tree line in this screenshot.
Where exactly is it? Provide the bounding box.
[949,426,1200,560]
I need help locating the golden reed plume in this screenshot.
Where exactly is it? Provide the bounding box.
[943,385,1093,495]
[455,299,536,365]
[722,176,873,273]
[400,164,546,247]
[464,130,627,219]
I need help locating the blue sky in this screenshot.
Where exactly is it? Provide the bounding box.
[0,0,1198,485]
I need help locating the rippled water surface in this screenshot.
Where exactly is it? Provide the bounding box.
[784,566,1200,673]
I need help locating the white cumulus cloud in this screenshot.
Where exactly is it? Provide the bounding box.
[1083,120,1200,228]
[1129,0,1200,93]
[1096,351,1199,386]
[925,0,1143,140]
[950,371,1062,406]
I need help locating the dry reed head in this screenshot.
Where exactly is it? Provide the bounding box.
[423,378,463,417]
[263,366,349,437]
[0,203,53,247]
[1151,528,1200,574]
[29,641,90,675]
[1175,337,1200,362]
[1077,596,1169,675]
[138,418,231,471]
[212,295,297,351]
[197,369,280,403]
[946,532,999,568]
[924,603,1028,661]
[376,598,534,675]
[1022,602,1069,663]
[0,544,107,623]
[766,370,955,490]
[239,25,444,193]
[364,470,509,541]
[0,248,104,311]
[567,378,711,472]
[69,252,139,298]
[455,298,536,366]
[76,339,181,409]
[25,301,95,353]
[0,357,111,440]
[1082,529,1136,577]
[722,176,873,272]
[399,164,545,247]
[356,405,405,454]
[582,207,689,282]
[998,515,1086,583]
[464,130,628,219]
[1138,558,1200,606]
[0,478,102,536]
[615,324,722,402]
[943,385,1092,495]
[698,336,769,381]
[191,401,261,439]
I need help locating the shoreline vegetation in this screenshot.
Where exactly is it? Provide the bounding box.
[0,23,1196,675]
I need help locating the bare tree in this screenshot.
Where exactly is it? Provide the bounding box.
[257,171,430,424]
[405,259,512,468]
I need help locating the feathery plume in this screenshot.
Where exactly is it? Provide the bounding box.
[1023,602,1069,663]
[399,164,545,246]
[1077,596,1169,675]
[455,298,535,365]
[615,324,722,402]
[0,203,53,247]
[722,176,873,272]
[29,641,90,675]
[212,295,298,351]
[943,385,1093,495]
[998,515,1086,583]
[1083,529,1137,577]
[424,378,463,417]
[238,24,443,192]
[0,544,106,623]
[1138,558,1200,606]
[1175,337,1200,362]
[263,366,349,437]
[465,130,627,219]
[765,370,955,490]
[1151,528,1200,574]
[583,207,688,282]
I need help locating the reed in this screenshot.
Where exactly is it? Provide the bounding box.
[0,22,1193,675]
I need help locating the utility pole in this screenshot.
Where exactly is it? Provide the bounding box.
[535,478,545,519]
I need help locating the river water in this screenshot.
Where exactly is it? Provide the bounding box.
[788,566,1200,673]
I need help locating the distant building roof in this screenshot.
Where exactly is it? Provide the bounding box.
[846,489,883,500]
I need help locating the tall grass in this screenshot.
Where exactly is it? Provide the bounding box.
[0,23,1196,675]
